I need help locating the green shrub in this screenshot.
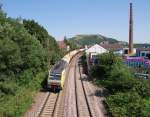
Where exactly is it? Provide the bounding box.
[106,63,135,92]
[90,52,150,116]
[0,82,18,95]
[106,92,145,117]
[133,79,150,98]
[0,72,47,117]
[91,65,108,79]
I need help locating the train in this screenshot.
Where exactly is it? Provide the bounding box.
[47,49,84,91]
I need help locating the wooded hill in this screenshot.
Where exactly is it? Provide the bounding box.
[69,34,118,46]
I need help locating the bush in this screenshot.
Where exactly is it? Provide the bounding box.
[90,52,123,79]
[91,65,108,79]
[0,82,18,95]
[133,79,150,98]
[90,52,150,116]
[106,92,145,117]
[0,71,47,117]
[105,63,135,92]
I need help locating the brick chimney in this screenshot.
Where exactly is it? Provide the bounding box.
[129,3,133,54]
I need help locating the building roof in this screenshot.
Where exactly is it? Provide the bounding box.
[100,43,123,51]
[137,48,150,51]
[86,44,108,54]
[57,40,67,49]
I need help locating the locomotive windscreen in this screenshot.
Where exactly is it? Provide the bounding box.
[50,74,61,80]
[50,60,68,74]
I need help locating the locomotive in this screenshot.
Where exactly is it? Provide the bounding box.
[47,49,84,91]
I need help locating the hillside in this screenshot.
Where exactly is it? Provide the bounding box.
[69,34,118,46]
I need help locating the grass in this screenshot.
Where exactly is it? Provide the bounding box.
[0,71,47,117]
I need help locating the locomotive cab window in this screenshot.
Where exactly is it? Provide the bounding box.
[50,74,61,80]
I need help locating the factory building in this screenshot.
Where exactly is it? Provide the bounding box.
[136,48,150,59]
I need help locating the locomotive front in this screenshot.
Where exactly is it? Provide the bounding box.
[47,60,67,91]
[47,72,61,90]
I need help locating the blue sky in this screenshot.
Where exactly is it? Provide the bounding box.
[1,0,150,43]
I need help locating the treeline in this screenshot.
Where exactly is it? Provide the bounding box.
[0,9,62,116]
[90,52,150,116]
[64,38,78,51]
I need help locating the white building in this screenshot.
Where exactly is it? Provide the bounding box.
[136,48,150,59]
[85,44,108,61]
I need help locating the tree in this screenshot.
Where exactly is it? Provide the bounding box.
[64,37,78,50]
[106,92,144,117]
[23,19,62,65]
[0,10,47,85]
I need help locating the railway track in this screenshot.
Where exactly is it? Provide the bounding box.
[74,57,92,117]
[26,53,104,117]
[37,55,77,117]
[38,92,59,117]
[77,59,106,117]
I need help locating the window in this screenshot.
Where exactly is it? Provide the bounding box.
[146,53,150,59]
[141,53,145,56]
[124,50,128,54]
[50,74,61,80]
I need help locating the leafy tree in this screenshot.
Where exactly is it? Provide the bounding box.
[91,65,108,79]
[23,19,59,49]
[107,92,143,117]
[133,79,150,98]
[0,15,47,83]
[106,63,135,92]
[23,19,61,65]
[90,52,123,79]
[90,52,150,116]
[0,8,63,116]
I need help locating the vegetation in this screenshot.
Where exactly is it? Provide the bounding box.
[69,34,118,46]
[90,52,150,116]
[64,37,78,50]
[80,52,88,74]
[0,9,61,116]
[23,19,62,66]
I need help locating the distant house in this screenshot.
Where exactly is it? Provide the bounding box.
[100,43,124,55]
[136,48,150,59]
[86,44,108,55]
[100,43,123,51]
[57,40,67,50]
[85,44,108,64]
